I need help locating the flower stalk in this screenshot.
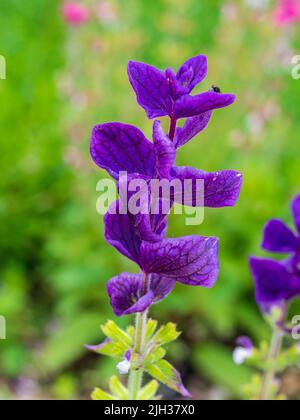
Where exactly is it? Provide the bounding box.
[128,310,148,400]
[128,273,150,400]
[259,326,284,400]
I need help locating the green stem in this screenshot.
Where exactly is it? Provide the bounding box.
[259,326,284,400]
[128,273,150,400]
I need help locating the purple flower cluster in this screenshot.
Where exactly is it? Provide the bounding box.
[91,55,243,316]
[250,195,300,314]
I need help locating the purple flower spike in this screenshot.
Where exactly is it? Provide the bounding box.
[90,54,242,399]
[128,56,235,123]
[107,273,175,316]
[250,194,300,314]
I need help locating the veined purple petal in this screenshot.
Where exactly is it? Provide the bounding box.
[107,273,154,316]
[174,92,236,119]
[107,273,175,316]
[292,194,300,233]
[104,201,142,266]
[127,61,173,119]
[171,166,243,208]
[151,274,176,303]
[249,257,298,312]
[262,219,297,253]
[176,55,207,93]
[175,111,212,148]
[140,236,219,287]
[91,123,155,179]
[153,121,176,179]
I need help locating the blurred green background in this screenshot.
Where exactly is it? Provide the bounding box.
[0,0,299,400]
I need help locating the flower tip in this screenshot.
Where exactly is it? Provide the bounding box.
[180,385,192,398]
[228,93,237,104]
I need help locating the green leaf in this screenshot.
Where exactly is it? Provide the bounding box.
[146,347,166,364]
[146,319,158,342]
[145,359,190,397]
[109,376,128,400]
[101,321,132,347]
[138,380,159,400]
[126,325,135,339]
[92,340,128,359]
[152,323,181,346]
[92,388,118,401]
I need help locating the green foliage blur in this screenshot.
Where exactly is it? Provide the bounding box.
[0,0,299,399]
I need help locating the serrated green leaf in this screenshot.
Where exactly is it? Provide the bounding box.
[146,319,158,342]
[152,323,181,346]
[101,321,132,347]
[145,359,190,397]
[92,388,118,401]
[109,376,128,400]
[138,380,159,400]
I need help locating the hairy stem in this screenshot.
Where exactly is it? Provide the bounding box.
[259,326,284,400]
[128,273,150,400]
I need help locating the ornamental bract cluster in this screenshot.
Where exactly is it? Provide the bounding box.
[90,55,243,317]
[89,55,243,400]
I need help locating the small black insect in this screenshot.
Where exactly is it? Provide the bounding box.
[212,85,222,93]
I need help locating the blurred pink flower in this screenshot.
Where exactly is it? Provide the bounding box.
[274,0,300,26]
[61,1,90,26]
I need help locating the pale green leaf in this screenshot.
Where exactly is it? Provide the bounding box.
[145,359,190,397]
[101,321,132,347]
[109,376,128,400]
[146,347,166,364]
[92,388,118,401]
[145,319,158,342]
[138,380,159,400]
[93,340,128,359]
[152,323,181,346]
